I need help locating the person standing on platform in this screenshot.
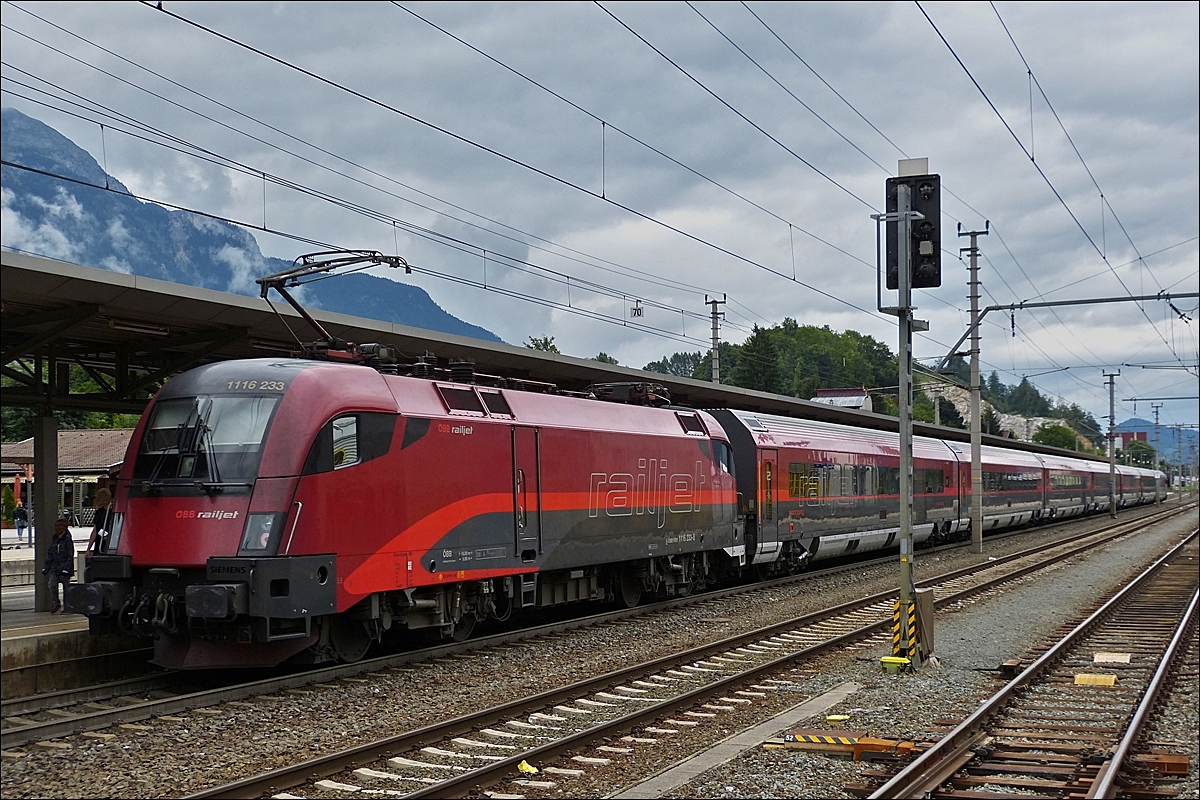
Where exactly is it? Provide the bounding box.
[87,487,113,553]
[14,504,29,546]
[42,517,74,614]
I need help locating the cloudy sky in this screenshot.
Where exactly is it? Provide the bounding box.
[2,1,1197,431]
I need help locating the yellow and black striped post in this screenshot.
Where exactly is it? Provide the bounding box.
[891,600,922,661]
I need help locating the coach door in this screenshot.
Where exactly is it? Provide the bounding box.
[758,449,780,558]
[512,426,542,562]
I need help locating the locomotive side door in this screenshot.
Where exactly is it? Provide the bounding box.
[512,426,542,562]
[757,449,779,559]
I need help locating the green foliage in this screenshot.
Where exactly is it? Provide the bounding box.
[593,352,619,365]
[937,396,965,429]
[644,351,703,377]
[981,406,1003,436]
[2,486,14,523]
[982,371,1103,447]
[1122,439,1157,468]
[1033,423,1077,451]
[1048,403,1104,448]
[670,319,895,402]
[2,361,146,441]
[524,335,560,353]
[729,325,782,393]
[693,342,741,382]
[912,391,935,424]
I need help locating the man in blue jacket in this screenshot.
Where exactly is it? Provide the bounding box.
[42,517,74,614]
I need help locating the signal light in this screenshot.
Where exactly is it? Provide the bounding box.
[886,173,941,289]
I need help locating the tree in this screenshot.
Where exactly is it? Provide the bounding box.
[593,352,618,364]
[912,391,935,424]
[2,485,14,523]
[524,335,559,353]
[981,406,1003,436]
[1007,378,1052,416]
[937,397,966,429]
[644,351,702,377]
[729,325,782,394]
[693,342,741,382]
[1033,423,1077,451]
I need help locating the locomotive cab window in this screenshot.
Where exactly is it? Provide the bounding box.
[332,416,358,469]
[713,441,735,475]
[304,413,397,475]
[132,394,279,488]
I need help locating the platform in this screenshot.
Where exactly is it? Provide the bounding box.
[1,532,152,699]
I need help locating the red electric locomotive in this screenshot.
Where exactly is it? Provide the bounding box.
[69,358,743,668]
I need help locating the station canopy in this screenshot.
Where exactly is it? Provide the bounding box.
[1,250,1088,460]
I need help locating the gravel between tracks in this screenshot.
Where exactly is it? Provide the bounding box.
[0,503,1191,799]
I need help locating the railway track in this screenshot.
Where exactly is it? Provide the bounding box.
[8,502,1173,749]
[181,501,1194,799]
[867,527,1198,799]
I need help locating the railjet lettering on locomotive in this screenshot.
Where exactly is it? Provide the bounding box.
[174,510,240,520]
[589,459,707,528]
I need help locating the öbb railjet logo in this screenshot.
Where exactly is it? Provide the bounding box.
[175,510,240,520]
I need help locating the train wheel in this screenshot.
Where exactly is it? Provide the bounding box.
[616,567,642,608]
[450,615,476,642]
[330,615,371,663]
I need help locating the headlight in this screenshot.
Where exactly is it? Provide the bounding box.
[238,512,287,554]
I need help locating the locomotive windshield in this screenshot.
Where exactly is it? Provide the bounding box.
[132,394,279,492]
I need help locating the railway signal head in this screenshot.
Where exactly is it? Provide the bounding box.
[886,173,942,289]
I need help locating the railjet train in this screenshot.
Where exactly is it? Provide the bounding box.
[67,358,1166,668]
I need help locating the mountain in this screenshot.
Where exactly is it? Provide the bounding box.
[0,108,501,342]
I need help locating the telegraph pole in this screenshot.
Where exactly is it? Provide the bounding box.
[959,224,988,554]
[1104,371,1120,518]
[706,294,725,384]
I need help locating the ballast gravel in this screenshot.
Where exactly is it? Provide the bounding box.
[0,502,1193,799]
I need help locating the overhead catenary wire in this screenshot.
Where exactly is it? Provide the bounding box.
[915,0,1190,372]
[989,1,1165,293]
[2,3,1180,410]
[137,0,891,327]
[0,6,751,310]
[0,72,754,338]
